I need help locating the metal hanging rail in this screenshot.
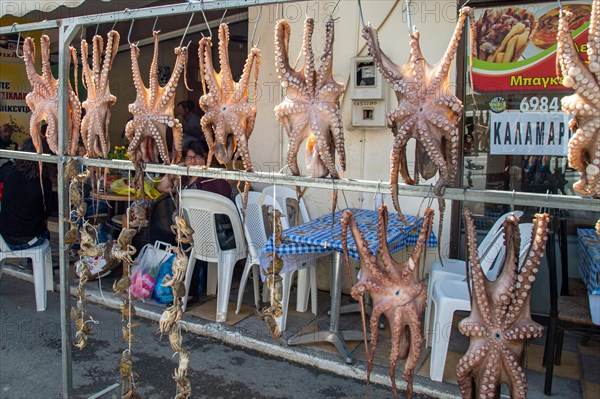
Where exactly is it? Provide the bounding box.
[2,149,599,212]
[0,1,598,398]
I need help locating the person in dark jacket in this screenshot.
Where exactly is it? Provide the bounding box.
[0,139,52,250]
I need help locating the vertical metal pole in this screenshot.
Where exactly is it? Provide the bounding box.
[58,22,78,399]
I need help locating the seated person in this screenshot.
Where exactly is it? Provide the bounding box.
[0,139,53,250]
[157,140,235,304]
[158,140,231,198]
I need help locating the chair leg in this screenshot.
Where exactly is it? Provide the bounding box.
[278,271,295,333]
[44,247,53,291]
[309,265,317,315]
[544,317,559,395]
[424,273,434,348]
[296,267,310,312]
[207,263,217,296]
[554,329,565,365]
[251,264,261,309]
[181,255,197,312]
[32,256,47,312]
[236,258,254,314]
[216,252,237,323]
[429,299,454,382]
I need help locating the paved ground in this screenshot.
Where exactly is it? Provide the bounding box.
[0,275,433,399]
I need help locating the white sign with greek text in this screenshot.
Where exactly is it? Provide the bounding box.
[490,111,572,156]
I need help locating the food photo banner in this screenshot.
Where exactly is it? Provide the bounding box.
[470,1,592,93]
[489,111,572,155]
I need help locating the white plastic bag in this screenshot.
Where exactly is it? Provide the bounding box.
[129,241,172,300]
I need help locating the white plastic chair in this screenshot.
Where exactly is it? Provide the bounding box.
[428,222,533,382]
[180,190,248,322]
[0,233,54,311]
[424,210,523,347]
[262,185,317,315]
[236,191,301,332]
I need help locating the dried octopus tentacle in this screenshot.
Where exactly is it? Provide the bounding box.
[500,342,527,399]
[464,208,492,325]
[504,213,549,327]
[427,7,471,96]
[285,115,310,177]
[234,47,261,103]
[218,23,234,97]
[40,35,53,85]
[376,205,396,271]
[387,306,404,399]
[157,46,188,111]
[362,25,404,85]
[311,112,339,179]
[558,11,600,106]
[274,19,304,91]
[23,38,45,92]
[456,343,487,398]
[92,35,103,86]
[589,0,600,81]
[316,19,335,90]
[402,303,423,398]
[302,18,316,98]
[148,31,160,108]
[492,216,520,323]
[390,119,417,224]
[100,30,120,91]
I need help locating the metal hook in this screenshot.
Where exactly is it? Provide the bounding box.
[110,20,117,32]
[94,23,99,37]
[80,26,84,42]
[330,0,341,21]
[152,16,159,32]
[511,189,516,212]
[306,1,310,18]
[200,0,212,39]
[127,19,135,45]
[250,6,263,47]
[14,29,24,59]
[405,0,415,35]
[357,0,366,27]
[275,3,281,21]
[461,0,472,8]
[220,9,228,25]
[557,0,564,13]
[180,12,195,48]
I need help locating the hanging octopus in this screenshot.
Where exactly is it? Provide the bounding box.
[23,35,81,156]
[362,7,471,225]
[342,205,434,399]
[274,17,345,179]
[198,23,260,171]
[125,31,187,165]
[80,30,120,159]
[558,0,600,199]
[457,209,549,399]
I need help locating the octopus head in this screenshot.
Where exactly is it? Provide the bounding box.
[214,122,236,165]
[305,135,329,178]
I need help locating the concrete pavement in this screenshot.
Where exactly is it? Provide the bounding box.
[0,275,434,399]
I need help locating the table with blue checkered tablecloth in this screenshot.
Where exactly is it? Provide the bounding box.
[259,208,437,278]
[577,228,600,295]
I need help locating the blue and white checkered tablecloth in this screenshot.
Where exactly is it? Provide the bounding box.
[578,228,600,295]
[260,209,437,279]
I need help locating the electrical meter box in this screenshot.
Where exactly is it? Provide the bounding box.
[350,57,387,127]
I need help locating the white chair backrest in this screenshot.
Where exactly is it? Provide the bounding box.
[236,192,289,263]
[477,210,524,257]
[262,186,310,227]
[484,222,534,280]
[180,189,246,263]
[0,233,12,253]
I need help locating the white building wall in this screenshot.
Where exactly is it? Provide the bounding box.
[248,1,460,290]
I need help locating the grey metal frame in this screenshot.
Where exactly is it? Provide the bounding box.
[0,0,598,397]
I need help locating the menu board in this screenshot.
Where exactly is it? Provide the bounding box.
[470,1,593,93]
